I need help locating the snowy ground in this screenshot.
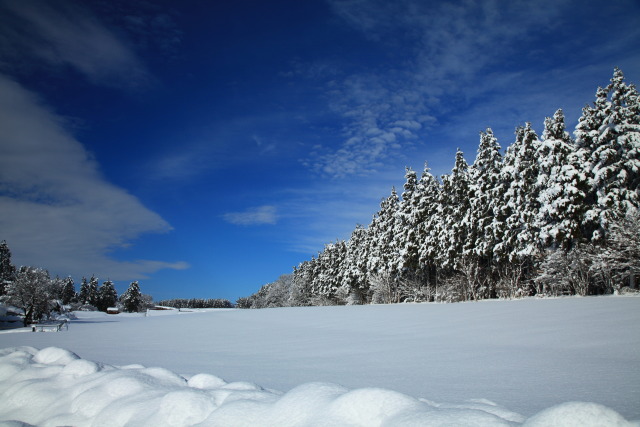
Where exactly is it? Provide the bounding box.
[0,296,639,426]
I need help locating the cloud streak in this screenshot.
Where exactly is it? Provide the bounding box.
[0,0,150,87]
[0,74,185,280]
[223,206,279,226]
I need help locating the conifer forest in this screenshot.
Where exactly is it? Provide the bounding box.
[240,68,640,308]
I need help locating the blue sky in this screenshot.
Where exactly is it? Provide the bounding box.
[1,0,639,302]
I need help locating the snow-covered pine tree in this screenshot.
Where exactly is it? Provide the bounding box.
[290,259,315,306]
[97,280,118,312]
[596,69,640,216]
[575,68,640,240]
[416,163,442,299]
[465,129,503,298]
[500,123,542,260]
[60,277,76,305]
[341,224,371,304]
[537,109,588,249]
[494,124,542,297]
[469,129,503,262]
[395,168,421,277]
[436,150,472,272]
[78,277,90,306]
[367,187,400,278]
[121,281,143,312]
[309,240,347,304]
[86,275,99,307]
[0,240,16,295]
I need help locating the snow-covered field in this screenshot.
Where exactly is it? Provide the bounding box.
[1,296,639,426]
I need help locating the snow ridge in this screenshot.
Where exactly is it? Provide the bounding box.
[0,346,635,427]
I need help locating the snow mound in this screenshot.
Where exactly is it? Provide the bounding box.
[523,402,635,427]
[0,347,636,427]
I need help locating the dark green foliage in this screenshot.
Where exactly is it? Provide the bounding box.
[97,281,118,312]
[60,277,76,305]
[120,281,143,313]
[0,240,16,295]
[78,276,99,306]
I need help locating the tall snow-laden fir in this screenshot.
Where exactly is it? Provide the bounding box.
[437,149,472,272]
[97,280,118,312]
[469,129,503,263]
[121,281,143,313]
[78,276,100,307]
[416,162,441,294]
[575,67,640,240]
[536,109,587,249]
[239,69,640,307]
[0,240,16,295]
[60,277,76,305]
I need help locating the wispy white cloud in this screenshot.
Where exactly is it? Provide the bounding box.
[0,0,150,87]
[223,206,279,226]
[307,70,435,177]
[307,0,625,178]
[0,74,186,280]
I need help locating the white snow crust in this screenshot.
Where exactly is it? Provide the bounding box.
[1,296,639,426]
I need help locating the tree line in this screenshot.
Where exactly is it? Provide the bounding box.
[156,298,233,309]
[0,241,150,325]
[240,68,640,308]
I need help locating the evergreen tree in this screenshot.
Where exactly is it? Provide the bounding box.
[121,281,143,312]
[575,68,640,240]
[88,275,99,306]
[97,280,118,312]
[416,163,442,296]
[499,123,542,260]
[436,150,472,271]
[310,241,347,303]
[493,124,542,297]
[395,167,421,276]
[78,275,100,306]
[341,225,371,304]
[60,277,76,305]
[0,240,16,295]
[78,277,90,305]
[367,187,400,277]
[290,260,315,306]
[468,129,503,261]
[463,129,504,298]
[537,109,588,249]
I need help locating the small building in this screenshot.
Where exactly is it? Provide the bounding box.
[107,307,120,315]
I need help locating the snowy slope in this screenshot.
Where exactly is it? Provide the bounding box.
[0,296,639,425]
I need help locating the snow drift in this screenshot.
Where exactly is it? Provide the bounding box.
[0,346,636,427]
